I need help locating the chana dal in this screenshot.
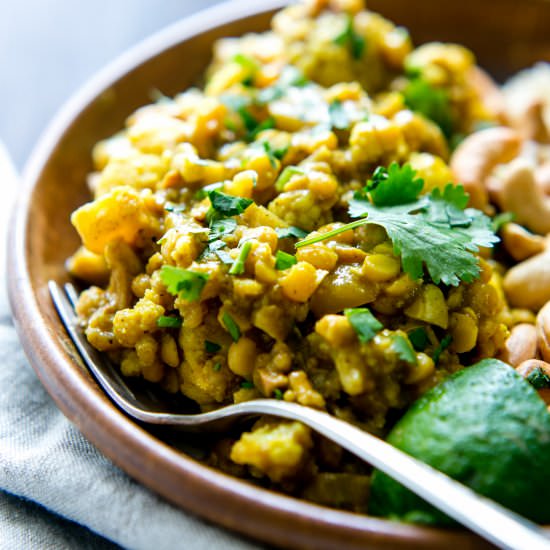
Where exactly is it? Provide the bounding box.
[68,0,550,513]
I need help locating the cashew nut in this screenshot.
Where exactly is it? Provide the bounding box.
[536,301,550,363]
[450,127,521,210]
[513,98,550,144]
[468,66,507,123]
[492,159,550,235]
[503,249,550,310]
[498,323,538,367]
[536,161,550,195]
[500,222,546,261]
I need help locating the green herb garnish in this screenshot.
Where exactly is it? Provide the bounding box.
[491,211,515,233]
[334,14,365,59]
[433,334,452,365]
[229,241,253,275]
[276,226,308,240]
[329,100,351,130]
[213,362,222,372]
[207,190,253,218]
[157,315,183,329]
[275,250,297,270]
[526,367,550,390]
[297,162,499,287]
[222,312,241,342]
[392,334,417,365]
[257,65,308,104]
[160,265,209,302]
[205,340,222,354]
[344,307,383,343]
[241,380,255,389]
[274,166,304,192]
[273,388,284,400]
[408,327,430,352]
[194,181,225,200]
[403,78,453,138]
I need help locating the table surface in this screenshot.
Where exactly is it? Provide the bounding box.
[1,0,225,169]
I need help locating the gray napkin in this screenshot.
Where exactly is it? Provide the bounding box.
[0,143,259,549]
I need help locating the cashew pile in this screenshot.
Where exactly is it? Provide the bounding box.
[450,64,550,399]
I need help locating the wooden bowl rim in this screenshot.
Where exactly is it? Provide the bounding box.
[6,1,518,547]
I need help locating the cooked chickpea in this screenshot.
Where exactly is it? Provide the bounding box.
[228,337,258,378]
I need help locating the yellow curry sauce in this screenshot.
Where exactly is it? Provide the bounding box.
[67,0,539,511]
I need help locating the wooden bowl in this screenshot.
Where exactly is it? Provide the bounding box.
[8,0,550,548]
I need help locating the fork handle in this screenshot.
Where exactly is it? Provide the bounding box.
[233,399,550,550]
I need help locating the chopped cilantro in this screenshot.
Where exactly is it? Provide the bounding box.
[329,100,351,130]
[275,250,297,270]
[392,334,417,365]
[205,340,221,353]
[344,307,383,343]
[240,381,255,389]
[491,211,515,233]
[260,140,281,168]
[526,367,550,390]
[433,334,452,365]
[157,315,182,329]
[403,78,453,138]
[275,166,304,191]
[365,163,424,206]
[334,14,365,59]
[209,218,237,241]
[276,226,308,240]
[215,249,234,265]
[213,362,222,372]
[408,327,429,352]
[222,312,241,342]
[160,266,209,302]
[207,190,253,218]
[194,181,224,200]
[248,116,276,141]
[273,388,284,400]
[164,204,186,213]
[229,241,252,275]
[233,53,259,74]
[297,163,499,287]
[257,65,308,104]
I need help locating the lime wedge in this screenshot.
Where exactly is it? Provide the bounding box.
[369,359,550,524]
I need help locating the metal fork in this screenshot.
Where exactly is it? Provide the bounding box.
[50,280,550,550]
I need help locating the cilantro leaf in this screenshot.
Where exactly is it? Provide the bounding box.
[403,78,453,138]
[298,163,499,286]
[392,334,417,365]
[344,307,383,343]
[208,190,253,218]
[364,162,424,206]
[526,367,550,390]
[157,315,182,329]
[257,65,308,104]
[433,334,452,365]
[240,381,254,389]
[213,362,222,372]
[209,218,237,242]
[273,388,284,399]
[160,265,209,301]
[334,14,365,59]
[275,250,297,270]
[408,327,429,352]
[205,340,221,353]
[233,53,259,84]
[229,241,252,275]
[276,226,308,239]
[222,312,241,342]
[329,100,351,130]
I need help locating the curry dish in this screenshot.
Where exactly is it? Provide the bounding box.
[68,0,550,512]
